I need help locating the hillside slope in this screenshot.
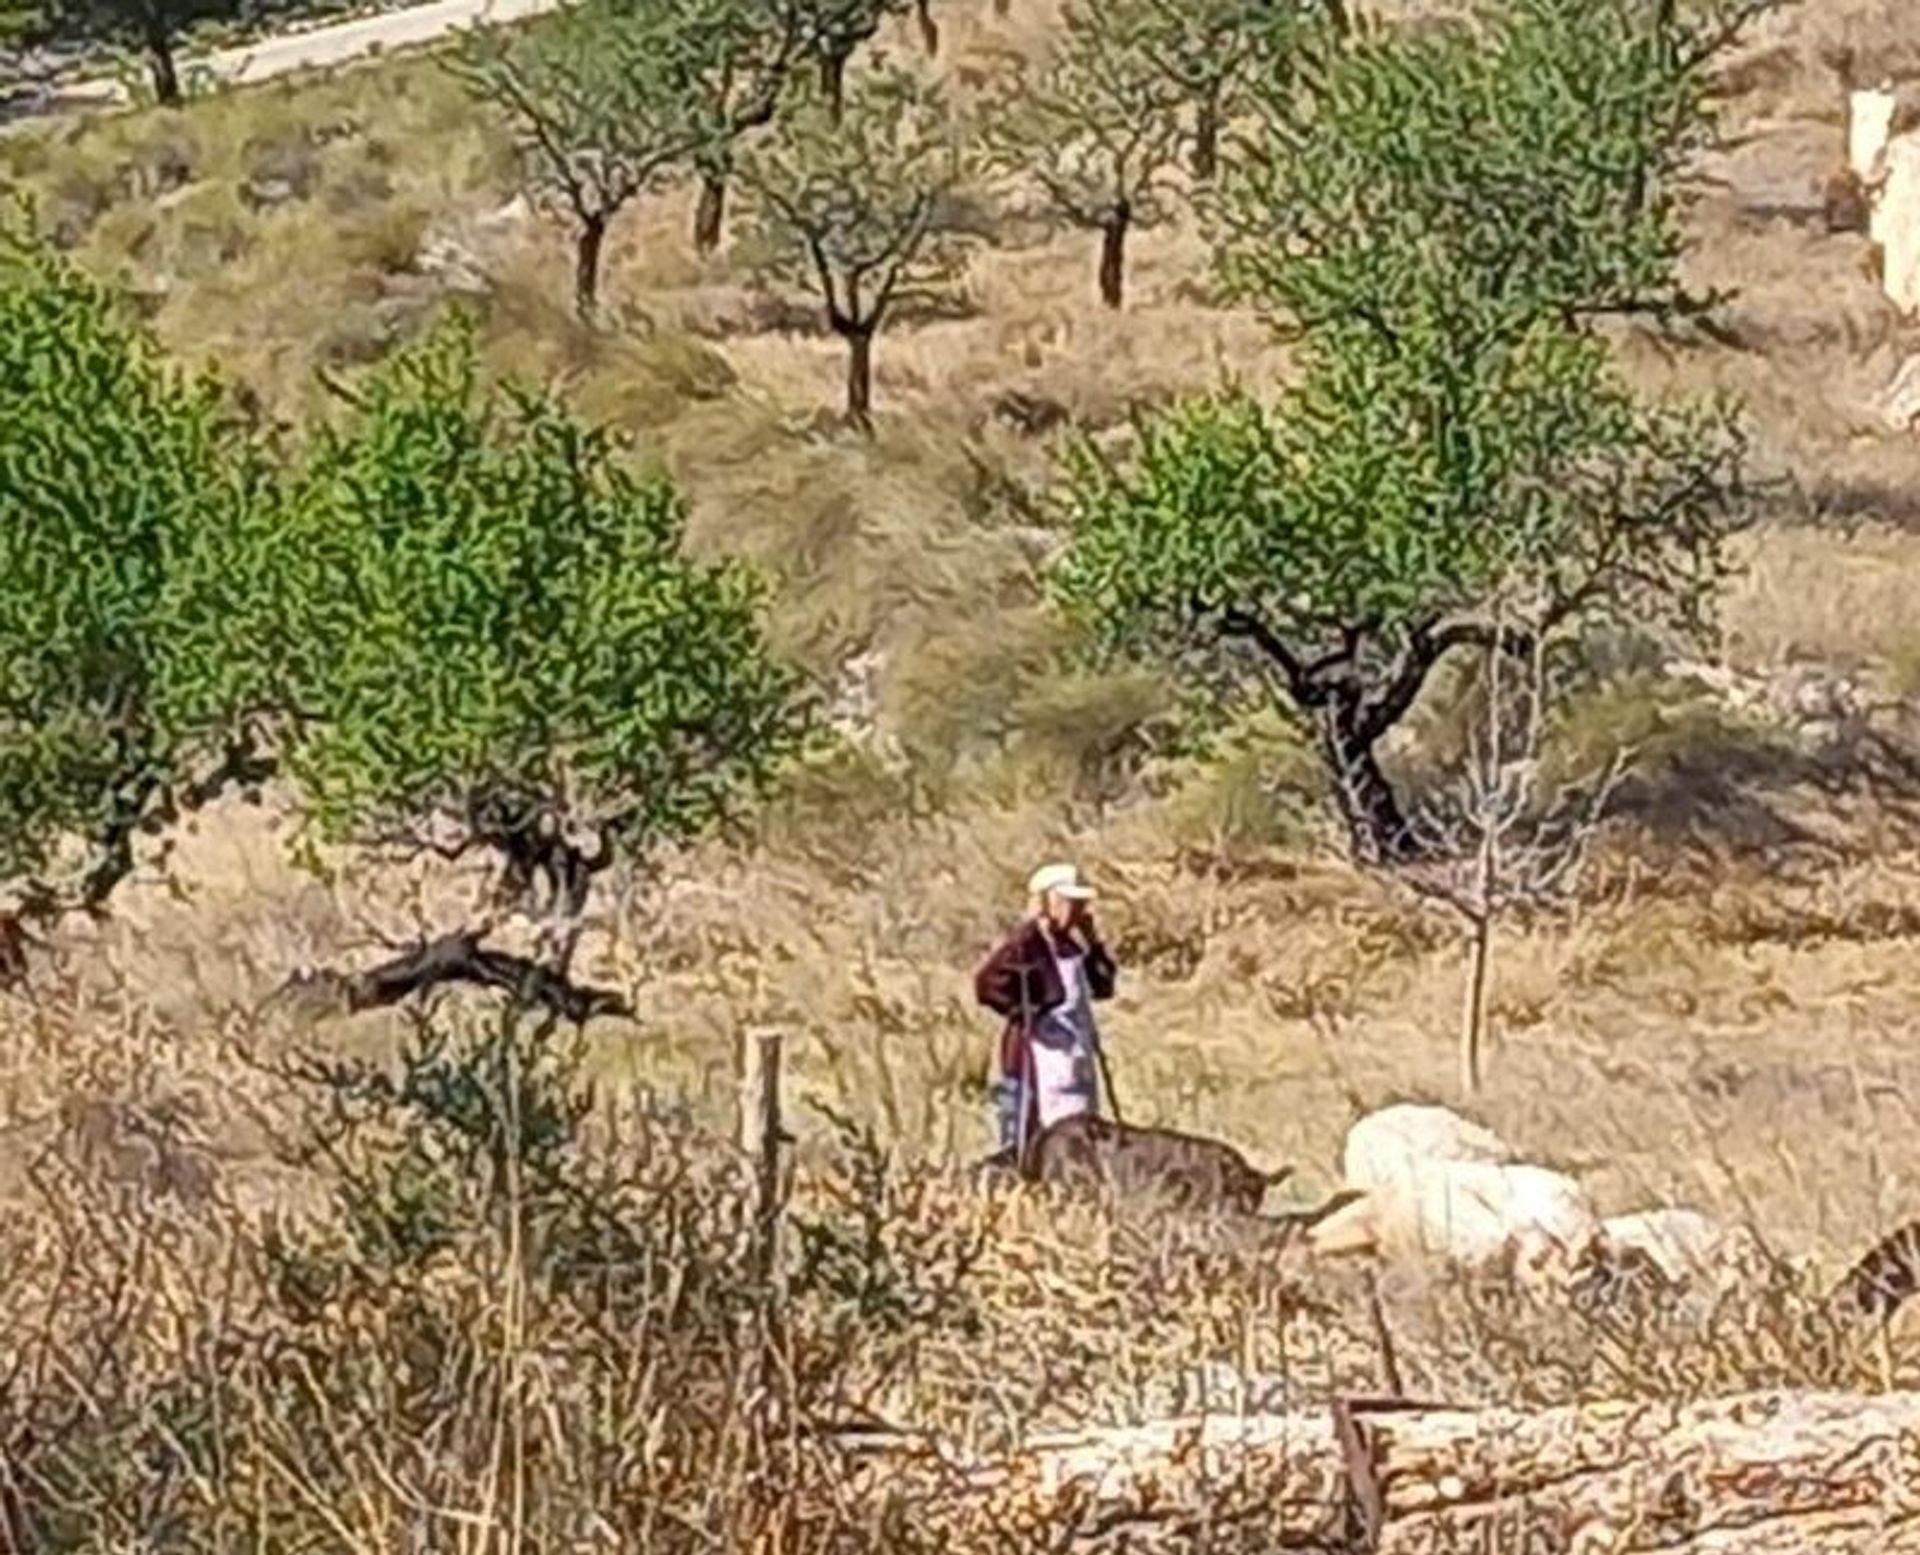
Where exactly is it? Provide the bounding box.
[3,0,1920,1264]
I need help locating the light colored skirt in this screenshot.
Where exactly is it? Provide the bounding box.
[1028,1021,1097,1130]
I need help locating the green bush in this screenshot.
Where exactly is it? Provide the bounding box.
[0,214,281,916]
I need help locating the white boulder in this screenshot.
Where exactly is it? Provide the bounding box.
[1309,1157,1604,1294]
[1599,1207,1728,1286]
[1341,1103,1518,1200]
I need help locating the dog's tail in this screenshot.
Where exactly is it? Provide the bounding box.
[1251,1188,1370,1260]
[1270,1187,1367,1233]
[1828,1218,1920,1322]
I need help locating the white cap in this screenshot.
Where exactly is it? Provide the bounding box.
[1028,861,1095,901]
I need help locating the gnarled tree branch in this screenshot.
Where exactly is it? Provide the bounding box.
[273,930,628,1026]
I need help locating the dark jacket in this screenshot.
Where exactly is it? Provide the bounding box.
[973,917,1117,1079]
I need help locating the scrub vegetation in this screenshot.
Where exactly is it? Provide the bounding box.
[7,0,1920,1542]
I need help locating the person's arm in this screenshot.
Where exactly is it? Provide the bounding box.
[1082,918,1117,1001]
[974,931,1023,1017]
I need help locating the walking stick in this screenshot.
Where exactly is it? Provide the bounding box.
[1014,945,1035,1170]
[1094,1037,1124,1127]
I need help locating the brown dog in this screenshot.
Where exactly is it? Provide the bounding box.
[1019,1113,1295,1216]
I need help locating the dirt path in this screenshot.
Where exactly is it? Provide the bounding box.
[5,0,562,120]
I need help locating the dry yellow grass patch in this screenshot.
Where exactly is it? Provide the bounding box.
[5,8,1920,1522]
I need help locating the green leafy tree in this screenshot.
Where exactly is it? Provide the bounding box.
[1212,0,1780,337]
[679,0,811,256]
[266,317,811,1019]
[1,1,45,51]
[737,61,976,430]
[979,0,1186,309]
[28,0,261,104]
[1113,0,1331,182]
[451,0,720,320]
[0,218,280,938]
[799,0,908,122]
[1051,0,1768,865]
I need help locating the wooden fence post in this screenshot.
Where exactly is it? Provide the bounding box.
[739,1026,785,1287]
[739,1027,787,1410]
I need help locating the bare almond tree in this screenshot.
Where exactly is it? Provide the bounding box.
[736,59,978,430]
[1373,606,1628,1096]
[978,0,1184,310]
[461,0,809,270]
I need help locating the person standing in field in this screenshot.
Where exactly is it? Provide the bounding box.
[973,862,1117,1163]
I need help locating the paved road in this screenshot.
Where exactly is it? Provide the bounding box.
[8,0,563,116]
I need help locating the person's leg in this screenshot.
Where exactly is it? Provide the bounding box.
[1017,1048,1041,1167]
[995,1073,1022,1153]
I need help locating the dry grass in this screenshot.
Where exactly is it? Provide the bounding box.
[7,0,1920,1537]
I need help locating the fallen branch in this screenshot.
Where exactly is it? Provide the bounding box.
[272,930,629,1024]
[858,1389,1920,1553]
[0,912,42,989]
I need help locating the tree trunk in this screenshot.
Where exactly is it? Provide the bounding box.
[574,211,608,323]
[821,49,847,125]
[692,169,728,256]
[1318,710,1417,865]
[144,28,181,105]
[842,322,874,432]
[1460,913,1490,1096]
[852,1390,1920,1552]
[269,930,629,1026]
[1192,94,1220,182]
[915,0,939,53]
[1097,205,1129,309]
[0,913,36,989]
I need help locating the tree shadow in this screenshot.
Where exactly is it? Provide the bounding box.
[1604,717,1920,870]
[711,288,983,340]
